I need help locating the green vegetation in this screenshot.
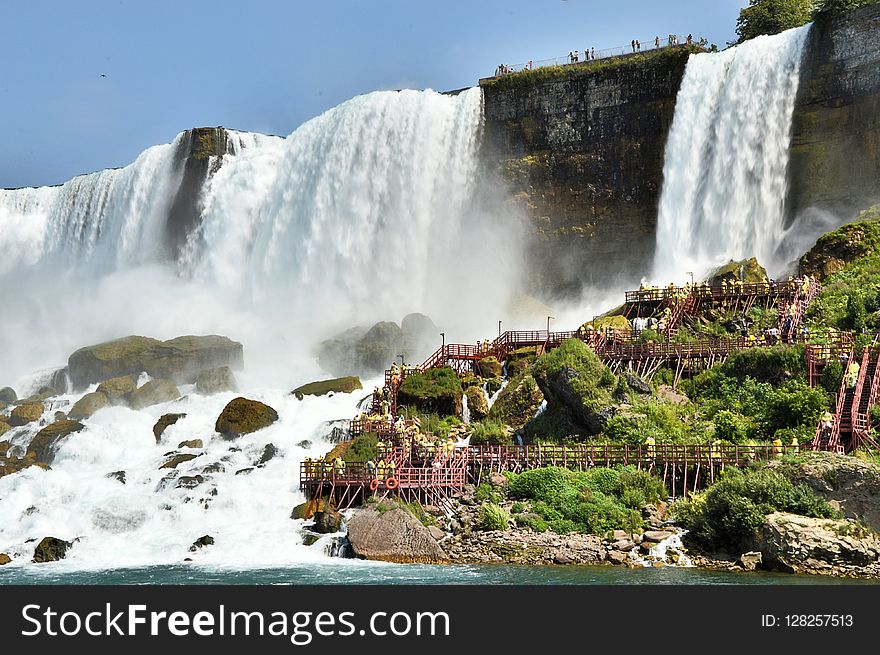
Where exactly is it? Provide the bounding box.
[291,376,362,399]
[478,504,512,531]
[342,433,377,464]
[674,466,841,550]
[397,367,463,417]
[506,466,665,535]
[532,339,616,414]
[481,45,701,91]
[735,0,816,43]
[469,418,512,445]
[815,0,880,17]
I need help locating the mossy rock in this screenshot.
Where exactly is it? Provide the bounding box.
[488,374,544,430]
[68,391,110,420]
[96,375,137,401]
[215,397,279,439]
[178,439,203,449]
[0,387,17,403]
[128,379,180,410]
[476,356,503,379]
[68,334,243,388]
[0,421,9,438]
[153,413,186,443]
[0,553,11,566]
[800,207,880,280]
[707,257,768,285]
[9,402,44,427]
[291,376,363,400]
[355,321,404,374]
[195,366,238,395]
[506,358,532,379]
[26,420,85,464]
[397,367,463,417]
[465,385,489,421]
[581,315,632,334]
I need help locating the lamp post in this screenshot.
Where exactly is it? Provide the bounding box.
[440,332,445,348]
[397,353,405,368]
[686,271,694,286]
[498,320,502,338]
[547,315,554,334]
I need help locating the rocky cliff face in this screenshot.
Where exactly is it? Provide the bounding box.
[788,4,880,223]
[480,47,695,299]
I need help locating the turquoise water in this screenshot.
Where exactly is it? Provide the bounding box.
[2,563,878,585]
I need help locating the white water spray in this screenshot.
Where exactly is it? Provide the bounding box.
[653,26,810,281]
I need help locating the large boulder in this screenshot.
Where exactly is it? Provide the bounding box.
[312,511,343,534]
[354,321,404,374]
[758,512,880,575]
[464,385,489,421]
[9,402,44,427]
[400,313,440,358]
[346,504,447,563]
[195,366,238,395]
[397,367,463,417]
[96,375,137,402]
[291,376,362,400]
[33,537,72,563]
[487,374,544,430]
[68,391,110,420]
[475,356,502,379]
[153,413,187,443]
[800,207,880,280]
[707,257,768,285]
[0,387,16,403]
[68,335,243,389]
[0,422,9,437]
[215,397,279,439]
[128,379,180,410]
[26,419,85,464]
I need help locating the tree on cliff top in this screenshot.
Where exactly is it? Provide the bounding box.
[735,0,816,43]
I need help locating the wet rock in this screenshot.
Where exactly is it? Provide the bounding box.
[487,374,544,430]
[0,387,17,403]
[215,397,278,439]
[153,413,187,443]
[708,257,767,285]
[195,366,238,395]
[290,498,332,520]
[0,422,9,437]
[9,402,44,427]
[68,335,243,389]
[256,443,278,466]
[612,539,635,552]
[160,453,198,469]
[106,470,126,484]
[642,530,673,543]
[96,375,137,403]
[738,551,762,571]
[347,504,447,563]
[177,439,203,449]
[296,439,312,449]
[129,379,180,410]
[68,391,110,420]
[33,537,72,563]
[189,535,214,551]
[177,475,205,489]
[554,552,574,565]
[312,511,343,534]
[26,419,85,464]
[235,467,254,476]
[607,550,629,565]
[291,376,362,400]
[201,462,225,474]
[0,553,11,565]
[53,411,66,422]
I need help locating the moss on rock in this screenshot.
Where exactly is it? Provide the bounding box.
[215,397,279,439]
[397,367,463,417]
[291,376,363,400]
[488,374,544,430]
[9,402,44,427]
[68,391,110,420]
[26,419,85,464]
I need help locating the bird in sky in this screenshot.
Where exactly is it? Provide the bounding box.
[100,74,107,78]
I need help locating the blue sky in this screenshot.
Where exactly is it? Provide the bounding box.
[2,0,744,187]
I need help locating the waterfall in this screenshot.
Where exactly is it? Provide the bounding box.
[653,25,810,282]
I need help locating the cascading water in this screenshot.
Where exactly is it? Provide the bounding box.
[653,25,810,282]
[0,86,527,571]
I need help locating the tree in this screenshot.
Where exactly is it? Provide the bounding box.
[735,0,817,43]
[814,0,878,16]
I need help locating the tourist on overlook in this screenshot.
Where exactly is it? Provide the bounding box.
[591,47,595,59]
[636,39,641,51]
[631,39,636,52]
[655,36,660,48]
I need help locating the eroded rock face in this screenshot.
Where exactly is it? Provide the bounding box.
[195,366,238,395]
[214,397,278,439]
[346,505,447,563]
[67,335,243,389]
[465,385,489,421]
[758,512,880,576]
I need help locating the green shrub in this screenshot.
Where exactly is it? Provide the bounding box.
[470,418,512,446]
[343,433,377,463]
[713,409,749,443]
[675,467,841,550]
[474,483,502,504]
[508,467,572,503]
[478,504,511,531]
[515,513,549,532]
[616,466,667,505]
[549,519,579,534]
[510,501,525,514]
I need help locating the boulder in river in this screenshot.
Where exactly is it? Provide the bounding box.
[346,503,447,563]
[189,535,214,551]
[96,375,138,403]
[33,537,72,563]
[153,413,187,443]
[291,376,362,400]
[26,419,85,464]
[8,402,44,427]
[128,379,180,410]
[0,387,17,403]
[214,397,278,439]
[312,511,343,534]
[68,391,110,420]
[195,366,238,395]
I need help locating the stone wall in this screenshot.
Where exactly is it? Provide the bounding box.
[480,47,695,299]
[788,4,880,223]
